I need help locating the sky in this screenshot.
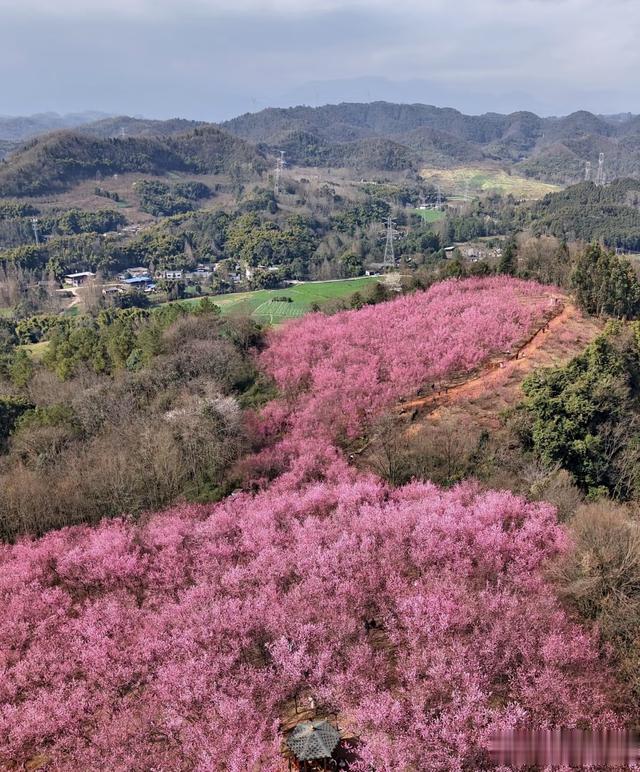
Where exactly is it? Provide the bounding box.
[0,0,638,120]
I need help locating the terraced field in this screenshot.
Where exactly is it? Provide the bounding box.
[420,166,561,199]
[180,276,381,324]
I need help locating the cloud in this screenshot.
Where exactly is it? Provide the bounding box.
[0,0,603,19]
[0,0,639,119]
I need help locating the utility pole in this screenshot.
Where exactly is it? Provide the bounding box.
[585,161,591,182]
[31,217,40,246]
[274,150,285,195]
[382,216,397,268]
[595,153,605,186]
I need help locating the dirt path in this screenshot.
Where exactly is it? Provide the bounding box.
[396,301,603,428]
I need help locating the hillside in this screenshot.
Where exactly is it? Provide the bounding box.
[221,101,640,182]
[0,278,622,769]
[0,140,17,161]
[526,178,640,249]
[4,102,640,188]
[0,127,267,197]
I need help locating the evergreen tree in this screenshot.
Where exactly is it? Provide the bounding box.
[498,237,518,275]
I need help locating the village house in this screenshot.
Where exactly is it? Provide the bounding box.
[64,271,96,288]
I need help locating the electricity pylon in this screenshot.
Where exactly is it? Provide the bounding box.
[595,153,605,186]
[382,216,397,268]
[274,150,285,195]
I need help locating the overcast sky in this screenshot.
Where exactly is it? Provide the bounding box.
[0,0,637,120]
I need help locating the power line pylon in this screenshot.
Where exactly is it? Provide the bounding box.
[436,184,442,209]
[382,216,397,268]
[464,178,471,202]
[595,153,605,186]
[585,161,591,182]
[274,150,285,195]
[31,217,40,246]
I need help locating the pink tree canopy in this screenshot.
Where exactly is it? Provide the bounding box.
[0,278,622,771]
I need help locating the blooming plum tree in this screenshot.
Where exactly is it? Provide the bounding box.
[0,481,621,770]
[0,278,623,771]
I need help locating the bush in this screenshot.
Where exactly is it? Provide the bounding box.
[553,501,640,707]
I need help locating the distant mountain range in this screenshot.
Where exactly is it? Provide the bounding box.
[0,111,111,142]
[220,102,640,183]
[0,111,113,161]
[3,102,640,193]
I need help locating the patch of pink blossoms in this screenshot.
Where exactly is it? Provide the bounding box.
[0,480,620,771]
[0,278,623,771]
[257,277,556,473]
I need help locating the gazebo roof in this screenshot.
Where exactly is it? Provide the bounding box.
[286,719,341,761]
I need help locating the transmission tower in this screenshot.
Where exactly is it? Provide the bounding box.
[436,184,442,209]
[382,216,397,268]
[584,161,591,182]
[120,126,126,139]
[595,153,605,186]
[31,217,40,246]
[274,150,285,195]
[464,178,471,202]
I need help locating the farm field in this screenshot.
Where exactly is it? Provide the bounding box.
[420,165,561,199]
[179,276,381,324]
[413,208,445,223]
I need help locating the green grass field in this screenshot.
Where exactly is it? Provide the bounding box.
[178,277,381,325]
[414,208,445,223]
[19,341,50,361]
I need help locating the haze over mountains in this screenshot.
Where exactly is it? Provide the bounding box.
[3,102,640,189]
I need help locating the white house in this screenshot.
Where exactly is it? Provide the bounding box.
[64,271,96,287]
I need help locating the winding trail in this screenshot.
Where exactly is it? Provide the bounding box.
[395,299,602,426]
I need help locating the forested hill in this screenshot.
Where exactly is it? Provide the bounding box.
[79,116,209,139]
[0,127,267,197]
[526,178,640,250]
[6,102,640,187]
[221,102,640,182]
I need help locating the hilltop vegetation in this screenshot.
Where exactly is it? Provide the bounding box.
[527,179,640,249]
[0,127,266,196]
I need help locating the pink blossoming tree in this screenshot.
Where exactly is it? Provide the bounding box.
[0,278,622,771]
